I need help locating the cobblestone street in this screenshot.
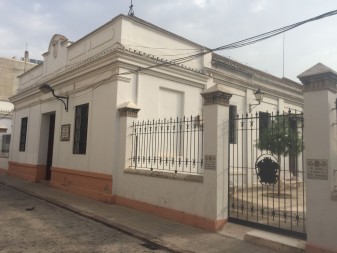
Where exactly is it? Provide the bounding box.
[0,184,170,253]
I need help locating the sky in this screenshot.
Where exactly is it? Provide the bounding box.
[0,0,336,82]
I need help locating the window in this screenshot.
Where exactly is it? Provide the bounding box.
[289,115,298,176]
[1,134,11,153]
[259,111,270,137]
[19,117,28,152]
[229,105,237,144]
[73,103,89,154]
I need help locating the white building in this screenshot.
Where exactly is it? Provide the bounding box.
[8,14,304,232]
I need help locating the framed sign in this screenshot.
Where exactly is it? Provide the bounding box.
[60,124,71,141]
[306,159,328,180]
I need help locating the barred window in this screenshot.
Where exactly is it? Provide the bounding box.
[19,117,28,152]
[1,134,11,153]
[259,111,270,137]
[229,105,237,144]
[73,103,89,154]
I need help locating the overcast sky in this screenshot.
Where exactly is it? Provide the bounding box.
[0,0,336,82]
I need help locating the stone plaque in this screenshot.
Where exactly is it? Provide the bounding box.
[306,159,328,180]
[205,155,216,170]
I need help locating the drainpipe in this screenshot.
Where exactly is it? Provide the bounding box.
[135,68,139,104]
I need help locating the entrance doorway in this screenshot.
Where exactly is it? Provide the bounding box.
[46,114,55,180]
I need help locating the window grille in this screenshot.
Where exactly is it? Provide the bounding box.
[19,117,28,152]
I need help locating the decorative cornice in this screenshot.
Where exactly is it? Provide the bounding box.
[212,54,303,91]
[18,42,207,94]
[118,101,140,118]
[301,73,337,93]
[120,45,205,75]
[201,84,232,106]
[19,44,122,93]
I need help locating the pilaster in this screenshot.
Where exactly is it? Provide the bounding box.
[201,84,232,225]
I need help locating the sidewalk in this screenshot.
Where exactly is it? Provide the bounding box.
[0,174,304,253]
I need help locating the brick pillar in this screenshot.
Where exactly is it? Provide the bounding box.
[299,63,337,253]
[201,84,232,230]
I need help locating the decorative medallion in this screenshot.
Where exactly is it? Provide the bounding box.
[255,155,280,185]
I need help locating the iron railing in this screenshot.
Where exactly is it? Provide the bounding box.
[130,116,204,174]
[228,110,306,239]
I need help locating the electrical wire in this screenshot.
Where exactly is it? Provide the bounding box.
[64,9,337,98]
[115,9,337,77]
[123,45,202,51]
[156,10,337,65]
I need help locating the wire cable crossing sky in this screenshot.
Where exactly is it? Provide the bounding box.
[0,1,336,81]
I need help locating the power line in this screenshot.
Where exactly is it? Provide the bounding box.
[70,9,337,98]
[168,10,337,64]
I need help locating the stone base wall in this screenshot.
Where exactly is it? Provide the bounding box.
[115,195,226,232]
[50,167,114,203]
[8,162,45,182]
[306,243,337,253]
[0,168,7,174]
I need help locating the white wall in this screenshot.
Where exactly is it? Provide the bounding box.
[134,73,203,120]
[304,88,337,251]
[9,13,307,225]
[120,18,204,70]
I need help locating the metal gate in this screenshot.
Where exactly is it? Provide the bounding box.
[228,110,306,239]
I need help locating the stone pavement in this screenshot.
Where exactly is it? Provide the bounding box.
[0,173,304,253]
[0,183,170,253]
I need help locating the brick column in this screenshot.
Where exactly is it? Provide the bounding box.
[299,63,337,253]
[201,84,232,229]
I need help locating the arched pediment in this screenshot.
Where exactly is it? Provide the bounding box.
[47,34,68,58]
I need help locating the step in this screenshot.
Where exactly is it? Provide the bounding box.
[244,230,306,253]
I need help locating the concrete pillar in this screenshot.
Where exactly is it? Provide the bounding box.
[299,63,337,253]
[113,102,140,195]
[201,84,232,229]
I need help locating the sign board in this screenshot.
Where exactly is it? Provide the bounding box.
[306,159,328,180]
[60,124,71,141]
[205,155,216,170]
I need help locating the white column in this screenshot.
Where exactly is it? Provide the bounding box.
[201,84,232,227]
[300,66,337,253]
[113,102,140,195]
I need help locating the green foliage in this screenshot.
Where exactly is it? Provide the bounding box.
[256,114,304,157]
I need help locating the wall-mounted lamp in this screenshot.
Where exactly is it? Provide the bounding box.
[39,83,69,112]
[249,89,264,113]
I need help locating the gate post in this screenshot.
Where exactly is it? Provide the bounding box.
[299,63,337,253]
[201,84,232,230]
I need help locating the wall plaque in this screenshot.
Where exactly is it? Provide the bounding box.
[306,159,328,180]
[60,124,71,141]
[205,155,216,170]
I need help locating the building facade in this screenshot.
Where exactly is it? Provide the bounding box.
[8,15,304,231]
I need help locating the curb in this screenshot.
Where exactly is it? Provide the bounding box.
[244,230,306,253]
[0,180,192,253]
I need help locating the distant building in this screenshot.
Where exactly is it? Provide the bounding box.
[0,53,38,169]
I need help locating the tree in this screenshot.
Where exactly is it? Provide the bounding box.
[256,113,304,193]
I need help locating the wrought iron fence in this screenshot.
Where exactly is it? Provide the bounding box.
[130,116,204,174]
[228,110,306,239]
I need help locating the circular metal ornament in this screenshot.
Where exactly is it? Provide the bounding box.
[255,154,280,185]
